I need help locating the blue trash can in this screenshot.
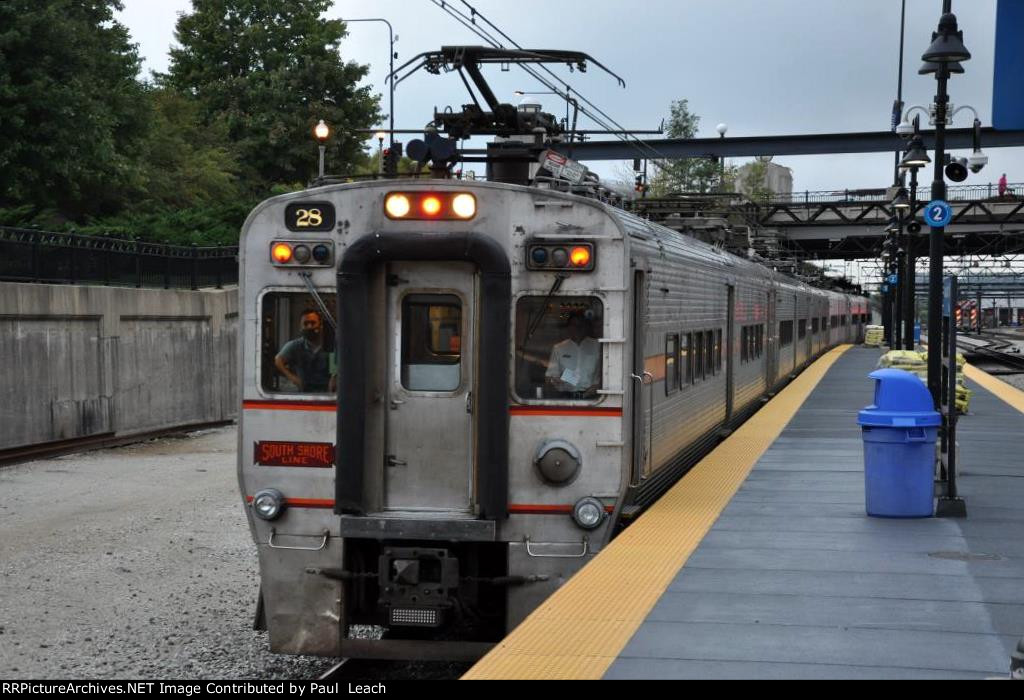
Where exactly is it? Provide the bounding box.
[913,322,921,344]
[857,369,940,518]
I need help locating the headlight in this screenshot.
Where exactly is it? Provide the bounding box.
[252,488,285,521]
[572,496,606,530]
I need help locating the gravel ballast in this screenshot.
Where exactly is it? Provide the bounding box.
[0,427,337,680]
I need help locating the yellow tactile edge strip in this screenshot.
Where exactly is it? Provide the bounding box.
[964,363,1024,415]
[463,344,854,680]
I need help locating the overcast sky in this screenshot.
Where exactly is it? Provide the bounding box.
[117,0,1021,193]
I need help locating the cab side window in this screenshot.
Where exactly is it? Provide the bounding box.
[261,292,337,394]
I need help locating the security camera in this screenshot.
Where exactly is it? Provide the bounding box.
[967,150,988,173]
[945,157,969,183]
[896,119,915,137]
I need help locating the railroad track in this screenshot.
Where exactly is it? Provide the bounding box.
[958,333,1024,375]
[0,420,234,466]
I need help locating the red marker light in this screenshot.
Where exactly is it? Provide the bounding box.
[421,195,443,216]
[570,246,592,267]
[271,243,293,263]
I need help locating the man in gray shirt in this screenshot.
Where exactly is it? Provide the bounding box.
[274,309,332,393]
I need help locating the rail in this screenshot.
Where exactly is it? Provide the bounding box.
[0,227,238,289]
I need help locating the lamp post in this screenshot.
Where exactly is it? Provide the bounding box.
[344,18,396,150]
[902,163,922,349]
[314,119,330,179]
[921,2,971,409]
[375,131,386,176]
[716,123,728,193]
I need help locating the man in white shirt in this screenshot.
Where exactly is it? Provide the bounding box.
[545,313,600,396]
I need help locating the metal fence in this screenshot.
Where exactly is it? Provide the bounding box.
[761,182,1023,206]
[0,227,238,289]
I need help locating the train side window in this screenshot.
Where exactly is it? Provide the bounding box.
[798,319,807,339]
[665,334,679,395]
[780,320,793,347]
[683,332,692,385]
[812,317,819,334]
[514,296,603,401]
[260,292,337,395]
[756,324,764,358]
[715,329,722,373]
[741,326,748,363]
[401,294,462,392]
[705,331,714,376]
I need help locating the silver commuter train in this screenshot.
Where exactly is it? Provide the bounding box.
[237,178,867,660]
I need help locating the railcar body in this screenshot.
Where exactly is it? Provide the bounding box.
[237,179,867,660]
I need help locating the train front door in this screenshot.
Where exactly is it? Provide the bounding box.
[383,262,475,515]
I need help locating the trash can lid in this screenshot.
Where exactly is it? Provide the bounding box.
[857,368,941,427]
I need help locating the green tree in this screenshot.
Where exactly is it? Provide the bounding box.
[138,88,242,209]
[649,99,726,195]
[738,160,772,200]
[162,0,381,192]
[0,0,150,220]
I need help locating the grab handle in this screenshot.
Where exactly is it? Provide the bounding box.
[524,536,589,559]
[268,528,329,551]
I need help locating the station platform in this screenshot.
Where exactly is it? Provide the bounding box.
[465,345,1024,680]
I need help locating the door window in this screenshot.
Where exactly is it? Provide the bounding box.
[401,294,462,392]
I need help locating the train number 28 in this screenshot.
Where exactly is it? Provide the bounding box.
[294,208,323,227]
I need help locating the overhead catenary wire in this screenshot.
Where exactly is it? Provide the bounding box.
[454,0,663,157]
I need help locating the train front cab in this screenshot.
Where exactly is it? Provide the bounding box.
[231,182,622,661]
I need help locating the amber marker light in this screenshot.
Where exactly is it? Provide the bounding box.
[570,246,591,267]
[451,193,477,219]
[385,193,411,218]
[421,195,443,217]
[271,242,294,263]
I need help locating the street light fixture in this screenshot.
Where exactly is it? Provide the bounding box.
[921,12,971,63]
[899,135,932,169]
[918,58,964,75]
[314,119,330,179]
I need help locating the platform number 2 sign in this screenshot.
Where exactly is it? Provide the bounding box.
[923,200,953,228]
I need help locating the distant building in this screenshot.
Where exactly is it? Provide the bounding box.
[736,161,793,197]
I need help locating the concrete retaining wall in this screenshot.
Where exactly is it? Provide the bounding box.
[0,282,238,450]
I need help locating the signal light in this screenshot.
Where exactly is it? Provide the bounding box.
[451,193,476,219]
[421,195,443,216]
[312,244,331,263]
[385,193,411,218]
[525,241,595,272]
[270,240,334,267]
[383,192,477,221]
[271,243,293,263]
[570,246,591,267]
[292,245,311,264]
